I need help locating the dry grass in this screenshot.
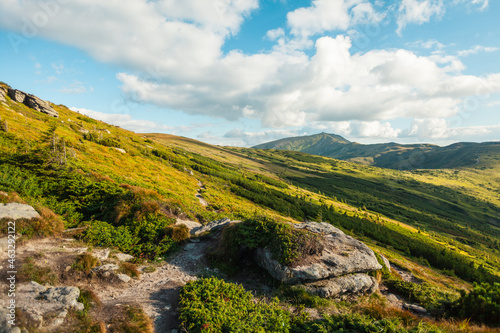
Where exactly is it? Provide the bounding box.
[165,224,190,242]
[119,262,140,278]
[72,253,100,274]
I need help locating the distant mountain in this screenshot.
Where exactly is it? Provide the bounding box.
[253,132,500,170]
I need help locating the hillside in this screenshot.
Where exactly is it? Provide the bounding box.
[1,83,500,331]
[254,132,500,170]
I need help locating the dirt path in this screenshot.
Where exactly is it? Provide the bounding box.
[96,237,213,332]
[195,181,208,207]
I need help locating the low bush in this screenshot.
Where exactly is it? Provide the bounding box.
[449,283,500,326]
[179,277,291,333]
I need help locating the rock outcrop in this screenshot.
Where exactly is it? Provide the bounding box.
[254,221,382,298]
[304,273,378,298]
[14,282,84,329]
[0,202,41,220]
[0,85,7,103]
[7,88,58,117]
[191,217,232,236]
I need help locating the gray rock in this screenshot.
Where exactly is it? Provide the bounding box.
[115,252,134,262]
[403,303,427,314]
[0,86,7,103]
[7,88,58,118]
[0,203,41,220]
[254,221,382,284]
[7,89,26,103]
[92,264,119,277]
[24,94,58,117]
[192,217,231,236]
[12,282,83,329]
[0,306,20,333]
[117,273,131,283]
[380,254,391,271]
[37,286,81,308]
[93,248,110,260]
[113,147,127,154]
[304,273,378,299]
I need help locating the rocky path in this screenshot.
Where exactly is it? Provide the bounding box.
[96,222,212,332]
[195,181,208,207]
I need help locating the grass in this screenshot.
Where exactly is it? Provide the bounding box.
[18,257,58,285]
[72,253,100,274]
[119,262,140,278]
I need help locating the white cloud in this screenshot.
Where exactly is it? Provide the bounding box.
[2,0,500,141]
[453,0,488,11]
[407,118,500,141]
[287,0,383,37]
[406,39,445,50]
[396,0,444,36]
[59,81,89,94]
[266,28,285,41]
[457,45,499,57]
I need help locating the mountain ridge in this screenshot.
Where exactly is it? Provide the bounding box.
[253,132,500,170]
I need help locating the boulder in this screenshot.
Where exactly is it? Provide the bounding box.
[24,94,58,117]
[254,222,382,284]
[0,86,7,103]
[304,273,378,299]
[7,88,58,118]
[92,264,119,277]
[7,89,26,103]
[192,217,232,236]
[403,303,427,314]
[37,286,81,309]
[13,282,84,329]
[0,203,40,220]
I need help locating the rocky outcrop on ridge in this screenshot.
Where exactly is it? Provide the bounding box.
[0,85,7,103]
[7,88,58,117]
[254,221,382,299]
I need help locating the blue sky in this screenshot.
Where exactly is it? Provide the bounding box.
[0,0,499,147]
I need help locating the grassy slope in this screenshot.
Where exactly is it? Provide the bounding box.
[1,83,499,290]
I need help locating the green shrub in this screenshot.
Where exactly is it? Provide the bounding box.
[232,216,324,267]
[165,224,190,242]
[450,282,500,326]
[179,277,291,333]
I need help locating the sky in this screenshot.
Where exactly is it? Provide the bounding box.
[0,0,499,147]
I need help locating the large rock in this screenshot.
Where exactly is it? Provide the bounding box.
[254,221,382,284]
[14,282,84,329]
[304,273,378,299]
[0,86,7,103]
[192,217,232,236]
[7,89,26,103]
[24,94,58,117]
[0,203,40,220]
[7,88,58,117]
[92,264,119,277]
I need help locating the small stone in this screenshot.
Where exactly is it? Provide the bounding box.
[164,304,172,311]
[117,274,131,283]
[93,248,110,260]
[73,302,85,312]
[115,253,134,262]
[184,243,196,251]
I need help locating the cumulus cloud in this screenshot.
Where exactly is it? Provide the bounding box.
[406,118,500,141]
[396,0,444,36]
[287,0,383,37]
[457,45,499,57]
[2,0,500,142]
